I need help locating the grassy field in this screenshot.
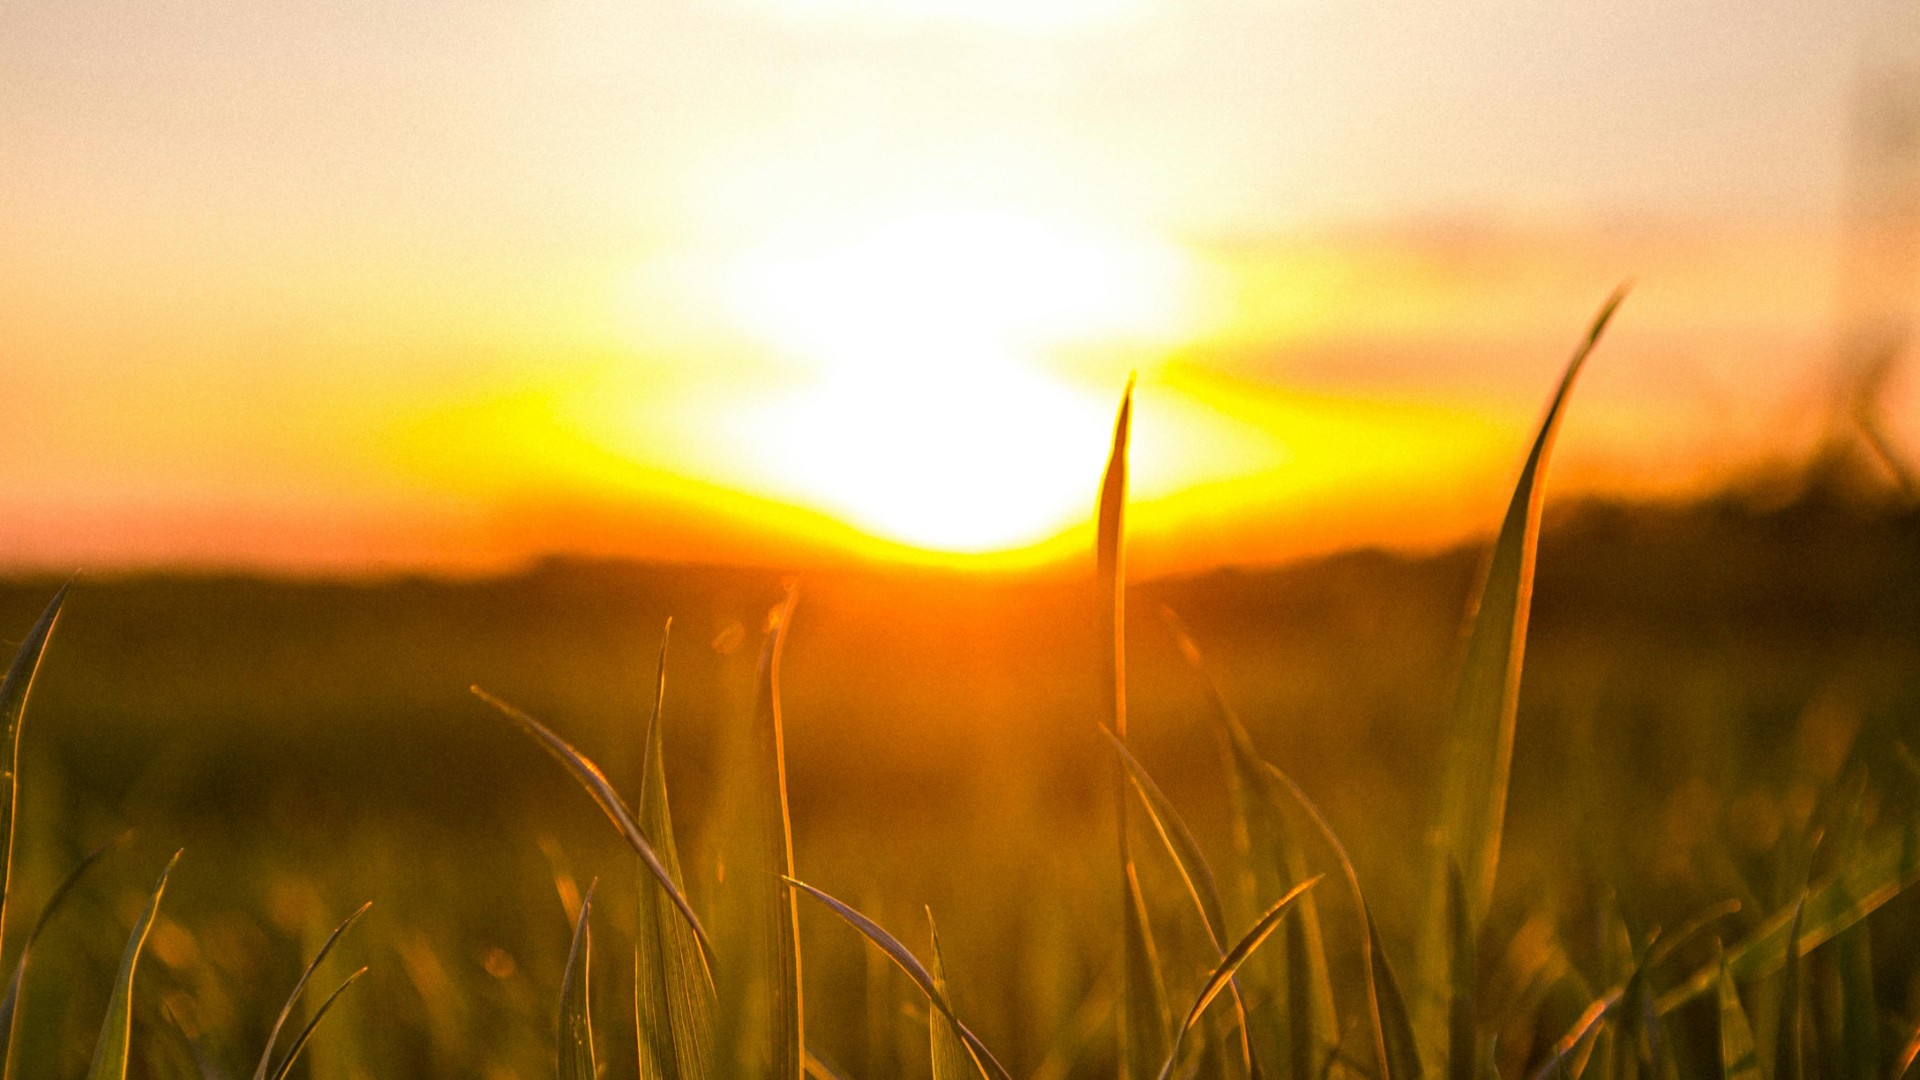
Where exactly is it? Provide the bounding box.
[1,331,1919,1078]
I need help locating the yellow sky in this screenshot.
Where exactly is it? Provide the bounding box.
[2,0,1916,573]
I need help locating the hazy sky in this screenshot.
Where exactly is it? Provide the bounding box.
[3,0,1917,572]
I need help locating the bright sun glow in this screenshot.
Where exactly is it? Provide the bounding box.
[706,208,1202,554]
[729,0,1153,33]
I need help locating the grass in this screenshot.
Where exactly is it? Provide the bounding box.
[0,293,1917,1078]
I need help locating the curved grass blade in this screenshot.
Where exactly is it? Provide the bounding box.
[0,834,125,1080]
[1101,725,1256,1079]
[1163,610,1339,1077]
[1434,289,1622,930]
[928,912,984,1080]
[1717,950,1762,1080]
[784,877,1014,1080]
[252,901,371,1080]
[265,967,368,1080]
[633,619,714,1080]
[86,850,180,1080]
[1897,1021,1920,1079]
[0,585,69,951]
[558,880,597,1080]
[471,686,716,972]
[1156,876,1322,1080]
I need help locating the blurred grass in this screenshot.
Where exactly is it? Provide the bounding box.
[0,483,1914,1077]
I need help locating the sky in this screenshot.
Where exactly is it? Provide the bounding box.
[3,0,1918,574]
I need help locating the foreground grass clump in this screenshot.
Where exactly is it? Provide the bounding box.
[5,291,1920,1078]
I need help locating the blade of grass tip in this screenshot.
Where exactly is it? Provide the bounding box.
[1773,896,1804,1080]
[1445,862,1473,1080]
[928,911,985,1080]
[0,833,126,1080]
[1099,725,1256,1080]
[471,686,716,973]
[1424,290,1622,1061]
[558,880,597,1080]
[1432,287,1623,920]
[265,967,368,1080]
[754,587,805,1080]
[85,849,180,1080]
[783,877,1014,1080]
[1716,947,1762,1080]
[1366,912,1423,1080]
[0,584,69,952]
[1156,876,1323,1080]
[251,901,371,1080]
[634,618,714,1080]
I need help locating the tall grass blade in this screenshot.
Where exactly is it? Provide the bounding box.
[1099,377,1171,1080]
[1162,609,1338,1079]
[634,619,715,1080]
[558,880,596,1080]
[754,589,805,1080]
[1831,922,1875,1080]
[1422,292,1622,1068]
[251,901,371,1080]
[1772,897,1803,1080]
[783,876,1014,1080]
[1155,876,1322,1080]
[265,967,368,1080]
[1896,1022,1920,1078]
[471,686,716,971]
[85,850,180,1080]
[0,585,68,952]
[0,834,123,1080]
[1716,951,1762,1080]
[928,912,985,1080]
[1434,290,1621,928]
[1445,862,1474,1080]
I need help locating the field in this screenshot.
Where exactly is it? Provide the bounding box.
[0,355,1917,1080]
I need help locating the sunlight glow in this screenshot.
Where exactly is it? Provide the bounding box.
[727,0,1153,33]
[690,208,1204,554]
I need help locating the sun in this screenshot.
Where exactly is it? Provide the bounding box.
[704,207,1201,555]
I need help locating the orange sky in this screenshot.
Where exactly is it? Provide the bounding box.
[3,1,1917,575]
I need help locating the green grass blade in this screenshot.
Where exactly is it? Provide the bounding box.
[1435,290,1621,929]
[1156,876,1322,1080]
[1445,861,1474,1080]
[86,849,180,1080]
[265,967,368,1080]
[783,877,1014,1080]
[1895,1021,1920,1079]
[0,834,124,1080]
[928,912,984,1080]
[1716,951,1762,1080]
[1772,897,1803,1080]
[471,685,716,971]
[634,619,715,1080]
[753,589,805,1080]
[0,585,69,953]
[252,901,371,1080]
[1367,912,1424,1080]
[1657,813,1920,1011]
[558,880,596,1080]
